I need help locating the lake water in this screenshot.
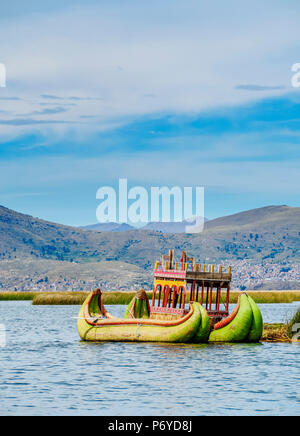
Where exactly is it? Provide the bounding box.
[0,301,299,416]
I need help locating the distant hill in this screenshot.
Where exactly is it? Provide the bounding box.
[140,216,208,233]
[81,217,207,233]
[0,204,299,266]
[205,205,300,232]
[81,222,135,232]
[0,204,299,290]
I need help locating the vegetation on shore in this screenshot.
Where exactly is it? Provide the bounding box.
[0,290,300,305]
[31,291,154,306]
[0,292,37,301]
[261,324,290,342]
[261,308,300,342]
[287,307,300,338]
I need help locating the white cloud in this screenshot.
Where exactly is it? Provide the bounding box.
[0,0,299,138]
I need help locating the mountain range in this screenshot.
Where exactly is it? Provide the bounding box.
[81,216,208,233]
[0,204,299,291]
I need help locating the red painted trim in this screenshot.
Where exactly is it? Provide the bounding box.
[213,296,241,330]
[154,270,186,279]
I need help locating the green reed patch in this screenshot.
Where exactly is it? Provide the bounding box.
[286,307,300,338]
[0,292,37,301]
[31,291,153,305]
[0,290,299,305]
[32,292,88,305]
[187,291,300,305]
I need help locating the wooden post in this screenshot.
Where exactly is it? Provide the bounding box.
[178,288,183,308]
[180,251,186,271]
[216,287,221,311]
[169,249,174,270]
[152,285,156,307]
[226,286,230,313]
[182,287,186,309]
[162,285,171,307]
[200,282,204,305]
[196,283,199,302]
[209,286,213,311]
[168,289,172,308]
[205,285,209,309]
[158,286,162,307]
[191,281,195,301]
[172,286,177,308]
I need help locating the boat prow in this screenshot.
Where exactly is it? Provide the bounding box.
[208,293,263,343]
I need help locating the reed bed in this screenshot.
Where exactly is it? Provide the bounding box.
[261,323,290,342]
[286,307,300,339]
[0,292,38,301]
[0,290,300,305]
[31,291,154,305]
[186,290,300,304]
[261,306,300,342]
[246,291,300,304]
[32,292,89,305]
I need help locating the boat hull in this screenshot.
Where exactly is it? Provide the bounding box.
[77,291,201,343]
[77,290,263,343]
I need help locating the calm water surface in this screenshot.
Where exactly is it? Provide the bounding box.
[0,301,299,416]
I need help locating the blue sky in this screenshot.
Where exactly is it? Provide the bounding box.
[0,0,300,225]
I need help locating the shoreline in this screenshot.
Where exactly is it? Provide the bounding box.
[0,290,300,305]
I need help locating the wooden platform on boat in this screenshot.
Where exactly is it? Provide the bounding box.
[154,269,232,286]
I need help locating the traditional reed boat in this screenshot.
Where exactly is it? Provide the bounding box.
[77,250,263,343]
[77,289,204,342]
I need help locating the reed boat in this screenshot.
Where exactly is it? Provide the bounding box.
[77,250,263,343]
[77,289,203,342]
